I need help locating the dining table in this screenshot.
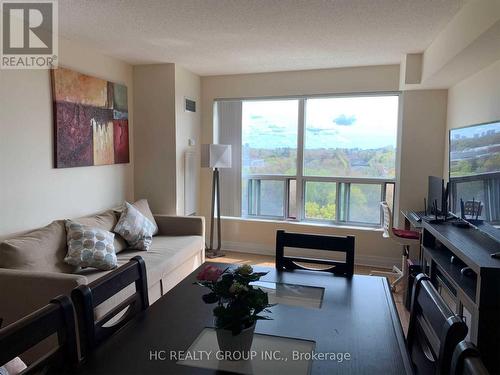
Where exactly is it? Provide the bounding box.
[62,262,413,375]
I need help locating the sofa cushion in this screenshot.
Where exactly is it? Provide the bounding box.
[132,199,158,235]
[74,210,127,254]
[125,235,203,281]
[75,235,202,320]
[114,199,159,236]
[64,221,118,271]
[76,235,203,288]
[0,220,75,273]
[114,203,155,251]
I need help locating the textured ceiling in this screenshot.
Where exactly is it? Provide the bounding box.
[59,0,466,76]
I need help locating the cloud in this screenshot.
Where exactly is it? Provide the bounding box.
[306,127,339,136]
[268,124,286,133]
[323,130,338,136]
[333,114,356,126]
[306,127,323,133]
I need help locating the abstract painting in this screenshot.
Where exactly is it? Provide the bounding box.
[93,119,114,165]
[113,119,130,164]
[51,67,129,168]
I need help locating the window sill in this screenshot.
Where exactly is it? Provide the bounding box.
[220,216,384,232]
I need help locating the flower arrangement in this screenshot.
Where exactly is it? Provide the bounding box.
[195,264,274,335]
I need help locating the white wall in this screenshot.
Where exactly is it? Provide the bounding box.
[174,66,201,215]
[132,64,201,216]
[202,65,400,100]
[397,90,448,225]
[0,38,134,238]
[444,59,500,176]
[133,64,177,215]
[421,0,500,88]
[201,65,414,267]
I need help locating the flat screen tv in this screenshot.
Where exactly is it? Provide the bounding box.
[449,120,500,225]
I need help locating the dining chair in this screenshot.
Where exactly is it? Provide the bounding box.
[450,341,489,375]
[275,230,355,277]
[407,273,468,375]
[0,295,78,374]
[370,201,420,291]
[71,256,149,359]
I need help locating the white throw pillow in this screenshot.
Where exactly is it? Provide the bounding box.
[1,357,27,375]
[64,221,117,270]
[114,202,155,251]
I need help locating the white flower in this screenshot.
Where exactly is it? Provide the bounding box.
[229,282,248,294]
[236,264,253,275]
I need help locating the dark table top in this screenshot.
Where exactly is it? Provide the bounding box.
[401,210,424,229]
[422,220,500,270]
[66,263,413,375]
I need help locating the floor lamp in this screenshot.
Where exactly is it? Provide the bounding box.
[201,144,232,258]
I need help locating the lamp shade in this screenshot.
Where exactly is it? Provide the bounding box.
[201,144,232,169]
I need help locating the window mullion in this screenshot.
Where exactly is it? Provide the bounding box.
[284,179,289,219]
[381,183,387,225]
[249,179,255,216]
[256,180,261,216]
[249,179,253,215]
[335,182,341,223]
[345,183,351,222]
[296,98,305,220]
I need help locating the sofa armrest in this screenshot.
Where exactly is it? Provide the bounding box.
[0,269,88,327]
[154,215,205,237]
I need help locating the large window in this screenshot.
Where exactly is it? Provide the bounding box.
[242,100,298,176]
[304,97,397,178]
[218,94,399,226]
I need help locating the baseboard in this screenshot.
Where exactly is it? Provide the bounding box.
[221,240,400,270]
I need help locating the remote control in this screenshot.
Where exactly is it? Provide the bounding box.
[491,252,500,259]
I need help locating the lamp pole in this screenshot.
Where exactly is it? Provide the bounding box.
[207,167,224,257]
[201,143,231,258]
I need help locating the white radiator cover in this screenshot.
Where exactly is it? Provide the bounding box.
[184,150,197,215]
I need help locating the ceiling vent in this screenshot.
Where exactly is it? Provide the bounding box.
[185,98,196,112]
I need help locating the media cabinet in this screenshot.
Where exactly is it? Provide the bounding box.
[419,220,500,372]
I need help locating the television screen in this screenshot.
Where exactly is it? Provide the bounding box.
[449,121,500,225]
[450,121,500,178]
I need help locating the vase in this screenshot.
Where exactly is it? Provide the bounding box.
[215,322,256,360]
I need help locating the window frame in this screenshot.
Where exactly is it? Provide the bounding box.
[243,175,395,227]
[220,91,401,227]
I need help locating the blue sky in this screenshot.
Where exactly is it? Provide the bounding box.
[242,96,399,150]
[451,122,500,140]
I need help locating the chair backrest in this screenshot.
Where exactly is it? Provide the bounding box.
[71,256,149,359]
[450,341,489,375]
[275,230,355,277]
[407,274,468,375]
[464,200,482,218]
[380,201,393,238]
[0,295,78,374]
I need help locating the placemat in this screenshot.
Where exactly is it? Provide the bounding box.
[252,281,324,309]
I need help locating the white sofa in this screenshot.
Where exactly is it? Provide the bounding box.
[0,205,205,354]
